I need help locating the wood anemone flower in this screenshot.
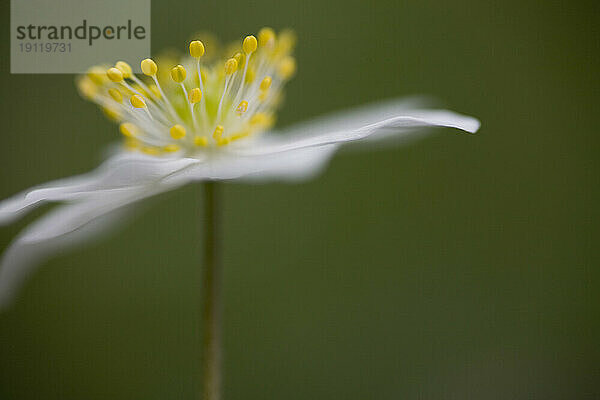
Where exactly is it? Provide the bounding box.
[0,28,480,306]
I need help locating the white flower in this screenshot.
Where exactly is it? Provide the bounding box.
[0,28,480,306]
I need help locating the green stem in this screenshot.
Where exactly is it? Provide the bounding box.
[202,181,222,400]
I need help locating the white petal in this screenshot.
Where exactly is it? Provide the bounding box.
[265,96,433,138]
[0,194,134,308]
[233,98,480,156]
[0,156,201,307]
[19,187,159,244]
[171,144,339,183]
[0,152,199,224]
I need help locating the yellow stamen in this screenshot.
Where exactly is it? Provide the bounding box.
[170,124,186,139]
[119,122,138,138]
[124,137,139,150]
[87,67,107,85]
[260,76,272,91]
[188,88,202,104]
[230,130,250,142]
[250,112,274,127]
[217,138,230,146]
[141,58,158,76]
[77,77,97,99]
[163,144,180,152]
[170,65,187,83]
[141,146,160,155]
[213,125,224,140]
[148,64,178,121]
[217,61,237,120]
[107,67,124,82]
[194,136,208,147]
[258,27,275,47]
[189,40,205,58]
[103,107,121,121]
[277,29,297,54]
[108,88,123,103]
[278,57,296,79]
[242,35,258,54]
[233,52,244,67]
[130,95,146,108]
[115,61,132,78]
[250,113,266,125]
[236,100,248,115]
[224,58,238,75]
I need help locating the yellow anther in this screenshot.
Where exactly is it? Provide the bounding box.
[102,107,121,121]
[230,130,250,142]
[115,61,132,78]
[170,124,186,139]
[258,27,275,47]
[108,88,123,103]
[188,87,202,104]
[87,66,107,85]
[170,64,187,83]
[250,113,267,125]
[250,112,274,127]
[119,122,138,138]
[107,67,124,82]
[245,67,255,83]
[189,40,205,58]
[163,144,180,153]
[141,58,158,76]
[242,35,258,54]
[260,76,272,91]
[212,125,224,140]
[217,138,230,146]
[141,146,160,156]
[124,138,139,150]
[149,84,161,98]
[278,56,296,79]
[130,95,146,108]
[224,58,238,75]
[233,52,245,67]
[77,77,97,99]
[236,100,248,115]
[277,29,297,53]
[194,136,208,147]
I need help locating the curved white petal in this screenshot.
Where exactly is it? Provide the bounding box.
[232,98,480,156]
[0,157,201,308]
[0,152,199,225]
[18,187,160,244]
[263,96,435,138]
[0,193,136,308]
[169,144,340,183]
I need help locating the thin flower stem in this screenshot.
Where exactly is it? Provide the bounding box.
[202,181,222,400]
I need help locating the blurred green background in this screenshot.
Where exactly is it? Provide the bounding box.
[0,0,598,399]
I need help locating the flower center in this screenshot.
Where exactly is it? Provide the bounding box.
[77,27,296,156]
